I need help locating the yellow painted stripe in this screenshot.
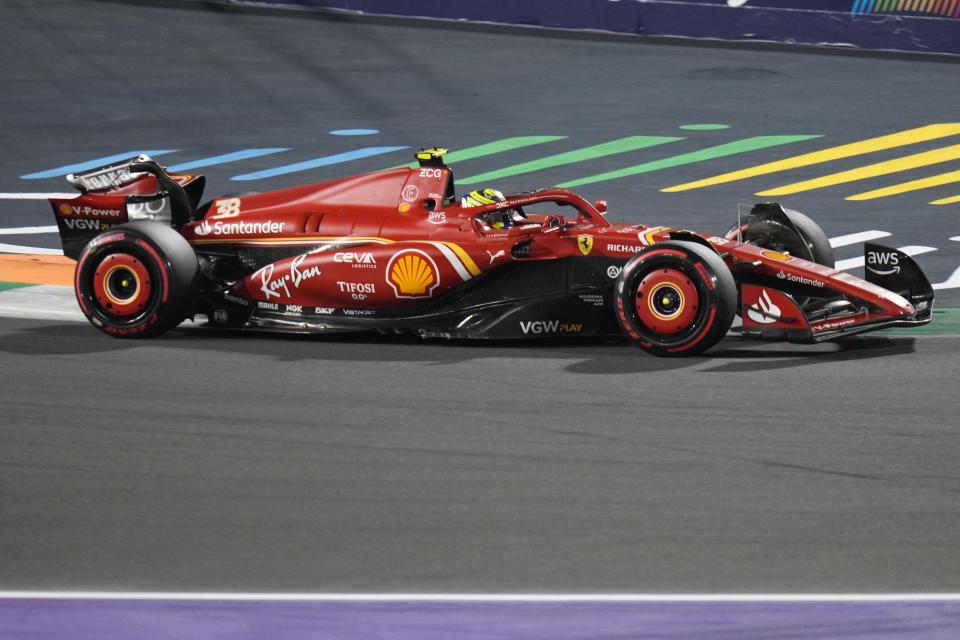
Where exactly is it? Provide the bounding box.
[847,169,960,200]
[930,194,960,205]
[440,242,482,276]
[757,143,960,196]
[661,124,960,193]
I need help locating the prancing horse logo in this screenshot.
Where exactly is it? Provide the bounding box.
[577,234,593,255]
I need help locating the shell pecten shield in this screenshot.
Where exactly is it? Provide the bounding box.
[387,249,439,298]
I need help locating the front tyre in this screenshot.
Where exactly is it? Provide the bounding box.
[75,222,199,338]
[615,241,737,357]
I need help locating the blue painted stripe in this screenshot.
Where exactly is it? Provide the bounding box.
[851,0,863,15]
[329,129,379,136]
[231,147,408,181]
[166,148,290,172]
[21,150,177,179]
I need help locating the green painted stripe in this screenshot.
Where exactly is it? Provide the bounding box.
[557,135,823,189]
[0,282,37,292]
[458,136,683,185]
[392,136,567,169]
[881,308,960,335]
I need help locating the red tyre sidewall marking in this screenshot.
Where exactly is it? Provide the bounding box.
[667,305,717,353]
[135,239,169,303]
[92,253,152,318]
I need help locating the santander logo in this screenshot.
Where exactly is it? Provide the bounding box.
[746,289,781,324]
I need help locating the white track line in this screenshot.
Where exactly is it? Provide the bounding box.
[952,236,960,241]
[933,266,960,290]
[0,225,58,235]
[834,245,937,271]
[0,193,74,200]
[0,242,63,255]
[828,230,890,248]
[1,592,960,602]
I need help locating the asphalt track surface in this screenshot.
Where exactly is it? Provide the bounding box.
[2,0,960,594]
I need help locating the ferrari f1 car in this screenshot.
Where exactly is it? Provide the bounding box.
[49,148,934,356]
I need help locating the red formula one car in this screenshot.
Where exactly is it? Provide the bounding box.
[49,148,934,356]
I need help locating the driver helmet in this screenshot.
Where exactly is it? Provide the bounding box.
[461,188,505,208]
[461,188,514,229]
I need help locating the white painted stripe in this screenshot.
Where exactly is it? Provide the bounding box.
[834,245,937,271]
[828,230,891,248]
[933,266,960,290]
[423,241,472,281]
[1,592,960,602]
[0,225,59,235]
[0,193,74,200]
[0,242,64,255]
[0,306,83,321]
[951,236,960,241]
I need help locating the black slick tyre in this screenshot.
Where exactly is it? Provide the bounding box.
[615,241,737,357]
[74,222,199,338]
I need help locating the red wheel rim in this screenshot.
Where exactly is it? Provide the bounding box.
[92,253,152,318]
[634,268,698,335]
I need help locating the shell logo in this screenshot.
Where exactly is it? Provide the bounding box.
[58,203,73,215]
[386,249,439,298]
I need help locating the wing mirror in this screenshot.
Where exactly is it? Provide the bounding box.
[594,200,608,215]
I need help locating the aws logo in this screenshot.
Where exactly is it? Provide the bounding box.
[387,249,439,298]
[867,250,900,275]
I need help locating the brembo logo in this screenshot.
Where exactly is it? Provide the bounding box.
[194,220,283,236]
[746,289,781,324]
[520,321,583,335]
[866,250,900,275]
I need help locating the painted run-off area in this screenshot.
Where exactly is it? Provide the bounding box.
[14,124,960,204]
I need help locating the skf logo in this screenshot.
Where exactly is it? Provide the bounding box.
[387,249,439,298]
[577,235,593,255]
[866,250,900,275]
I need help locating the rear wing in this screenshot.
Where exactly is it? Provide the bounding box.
[50,155,205,259]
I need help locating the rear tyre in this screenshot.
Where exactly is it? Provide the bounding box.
[615,241,737,357]
[75,222,199,338]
